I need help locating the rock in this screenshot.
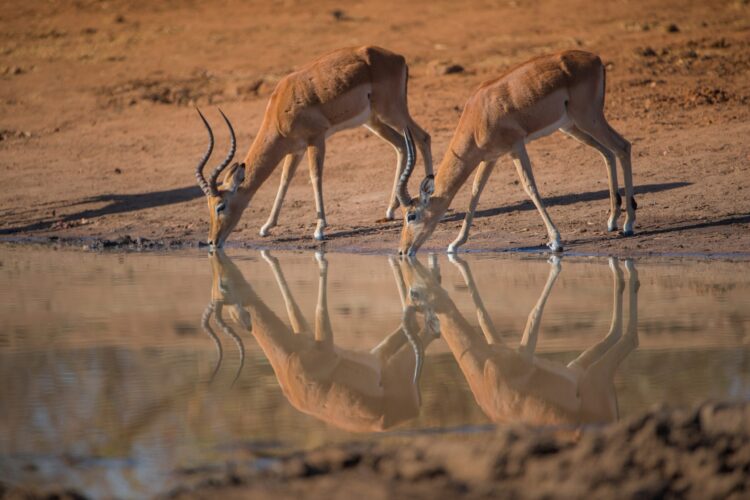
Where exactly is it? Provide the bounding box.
[427,61,465,75]
[639,47,658,57]
[665,23,680,33]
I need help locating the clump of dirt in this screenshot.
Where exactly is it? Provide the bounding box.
[686,87,732,106]
[99,72,217,108]
[149,402,750,498]
[99,73,278,109]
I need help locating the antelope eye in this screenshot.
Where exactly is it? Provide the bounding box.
[215,203,226,214]
[407,212,417,222]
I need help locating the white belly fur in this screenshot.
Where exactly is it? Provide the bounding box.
[326,107,371,138]
[524,113,572,143]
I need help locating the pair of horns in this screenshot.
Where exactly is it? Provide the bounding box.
[202,301,245,386]
[195,108,237,197]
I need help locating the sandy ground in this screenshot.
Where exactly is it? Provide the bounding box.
[1,0,749,256]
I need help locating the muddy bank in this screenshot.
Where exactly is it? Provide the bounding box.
[162,402,750,499]
[5,402,746,499]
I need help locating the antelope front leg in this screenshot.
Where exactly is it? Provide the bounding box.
[448,254,503,345]
[448,160,495,253]
[260,153,303,237]
[314,251,333,347]
[261,250,310,335]
[518,255,561,358]
[307,140,327,240]
[511,143,563,252]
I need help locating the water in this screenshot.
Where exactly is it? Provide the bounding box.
[1,246,750,498]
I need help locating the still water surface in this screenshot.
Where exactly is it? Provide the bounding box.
[1,247,750,497]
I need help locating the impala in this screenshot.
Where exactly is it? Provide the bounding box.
[193,46,432,249]
[402,255,639,425]
[202,250,440,431]
[397,50,636,255]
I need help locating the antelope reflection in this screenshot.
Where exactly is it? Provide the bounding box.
[402,256,639,426]
[202,250,439,432]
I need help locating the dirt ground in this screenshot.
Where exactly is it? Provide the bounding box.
[1,0,749,256]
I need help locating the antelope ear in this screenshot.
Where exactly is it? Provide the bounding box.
[224,163,246,192]
[419,175,435,206]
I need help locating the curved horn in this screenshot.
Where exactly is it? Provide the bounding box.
[396,128,417,208]
[209,108,237,194]
[195,108,215,197]
[201,302,223,384]
[401,305,425,386]
[214,303,246,388]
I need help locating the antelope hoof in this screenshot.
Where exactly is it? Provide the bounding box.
[259,225,272,237]
[547,240,563,253]
[385,208,396,221]
[314,221,327,241]
[622,222,634,237]
[447,243,459,254]
[607,219,618,232]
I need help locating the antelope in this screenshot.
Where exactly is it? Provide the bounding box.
[401,255,639,425]
[397,50,636,255]
[193,46,432,249]
[203,249,440,432]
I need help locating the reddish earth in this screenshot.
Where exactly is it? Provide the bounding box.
[1,0,749,256]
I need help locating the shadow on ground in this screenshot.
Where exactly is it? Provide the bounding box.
[306,181,696,243]
[0,186,202,234]
[442,181,692,223]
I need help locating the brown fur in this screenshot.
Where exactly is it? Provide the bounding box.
[201,46,432,248]
[399,50,634,255]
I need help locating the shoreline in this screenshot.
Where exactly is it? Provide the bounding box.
[3,235,750,262]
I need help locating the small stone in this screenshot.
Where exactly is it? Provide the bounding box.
[114,14,126,23]
[114,168,122,174]
[331,9,345,20]
[665,23,680,33]
[639,47,657,57]
[427,60,465,75]
[443,64,464,74]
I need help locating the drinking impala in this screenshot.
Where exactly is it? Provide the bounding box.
[192,46,432,249]
[396,50,636,255]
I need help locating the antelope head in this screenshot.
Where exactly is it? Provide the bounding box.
[194,109,247,249]
[396,129,439,255]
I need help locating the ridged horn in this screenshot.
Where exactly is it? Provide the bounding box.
[214,303,245,387]
[396,128,417,208]
[209,108,237,194]
[195,108,215,197]
[201,302,223,384]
